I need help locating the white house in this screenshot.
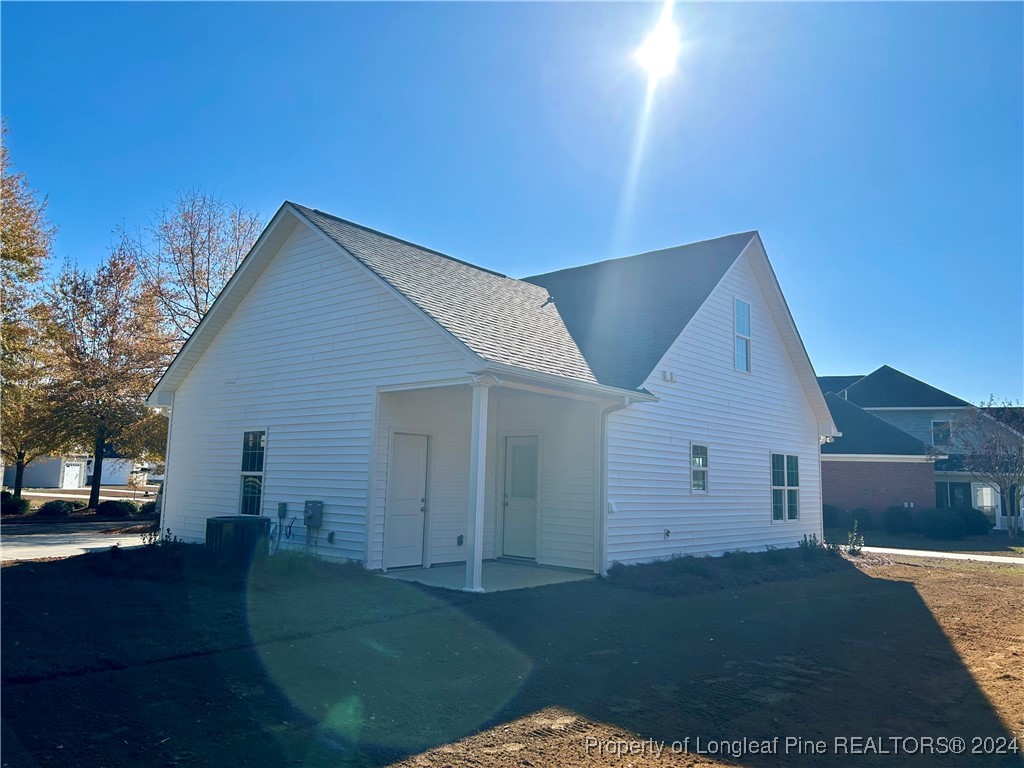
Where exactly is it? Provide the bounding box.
[3,456,88,490]
[148,202,837,591]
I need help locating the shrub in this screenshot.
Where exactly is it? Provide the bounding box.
[950,506,992,536]
[846,520,865,556]
[138,500,157,516]
[95,499,139,519]
[35,499,86,519]
[849,508,874,531]
[1,491,31,517]
[882,506,915,535]
[822,504,842,528]
[915,508,967,540]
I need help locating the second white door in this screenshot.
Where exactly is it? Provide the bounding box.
[384,433,429,568]
[503,435,538,559]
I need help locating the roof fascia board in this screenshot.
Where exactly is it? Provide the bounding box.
[482,362,657,403]
[147,204,300,405]
[285,203,482,373]
[864,406,969,411]
[745,234,838,436]
[821,454,937,463]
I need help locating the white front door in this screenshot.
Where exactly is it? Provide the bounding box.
[973,483,1003,530]
[61,462,84,489]
[384,433,429,568]
[503,435,538,560]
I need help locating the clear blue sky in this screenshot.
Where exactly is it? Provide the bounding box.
[3,2,1021,402]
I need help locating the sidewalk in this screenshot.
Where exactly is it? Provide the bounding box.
[862,546,1024,566]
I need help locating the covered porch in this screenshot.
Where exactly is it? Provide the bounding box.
[370,372,632,591]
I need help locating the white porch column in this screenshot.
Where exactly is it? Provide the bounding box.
[465,375,496,592]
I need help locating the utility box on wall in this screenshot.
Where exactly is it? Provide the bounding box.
[303,500,323,528]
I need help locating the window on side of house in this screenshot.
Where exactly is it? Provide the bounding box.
[931,420,951,447]
[691,444,709,492]
[240,430,266,515]
[771,453,799,521]
[735,299,751,372]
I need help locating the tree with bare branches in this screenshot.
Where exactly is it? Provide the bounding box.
[954,399,1024,539]
[41,250,174,508]
[119,189,263,348]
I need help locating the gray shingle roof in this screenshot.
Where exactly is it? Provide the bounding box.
[822,393,931,456]
[292,204,598,384]
[843,365,969,408]
[817,375,865,395]
[524,233,755,390]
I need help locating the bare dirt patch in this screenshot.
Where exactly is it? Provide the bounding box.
[2,548,1021,767]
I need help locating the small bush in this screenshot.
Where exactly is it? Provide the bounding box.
[138,500,157,516]
[35,499,86,519]
[915,508,967,540]
[822,504,842,528]
[950,506,992,536]
[95,499,139,519]
[1,491,31,517]
[846,520,865,556]
[849,508,874,531]
[882,506,915,535]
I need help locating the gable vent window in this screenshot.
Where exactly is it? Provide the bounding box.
[735,299,751,372]
[771,453,799,521]
[691,444,709,492]
[239,430,266,515]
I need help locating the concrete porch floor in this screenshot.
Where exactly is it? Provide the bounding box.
[384,560,595,592]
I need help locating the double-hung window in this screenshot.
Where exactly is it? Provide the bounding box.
[691,445,709,492]
[735,299,751,372]
[771,453,799,521]
[931,420,951,447]
[239,430,266,515]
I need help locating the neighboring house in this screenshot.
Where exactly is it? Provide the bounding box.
[86,457,147,487]
[820,365,1010,529]
[2,456,88,490]
[148,202,837,591]
[819,393,935,514]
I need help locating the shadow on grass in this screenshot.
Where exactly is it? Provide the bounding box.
[2,545,1020,767]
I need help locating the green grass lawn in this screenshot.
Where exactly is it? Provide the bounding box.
[2,545,1020,767]
[824,527,1024,556]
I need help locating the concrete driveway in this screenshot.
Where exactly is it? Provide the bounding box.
[0,521,146,562]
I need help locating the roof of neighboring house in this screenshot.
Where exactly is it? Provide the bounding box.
[822,393,932,456]
[293,204,599,385]
[817,375,865,395]
[297,203,757,392]
[829,365,970,408]
[523,232,757,390]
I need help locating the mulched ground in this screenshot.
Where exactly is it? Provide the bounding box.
[2,547,1021,768]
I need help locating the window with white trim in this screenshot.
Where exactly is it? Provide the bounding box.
[691,444,708,492]
[931,420,951,447]
[239,430,266,516]
[735,299,751,372]
[771,453,799,521]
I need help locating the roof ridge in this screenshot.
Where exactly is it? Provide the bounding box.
[525,230,757,280]
[288,201,510,280]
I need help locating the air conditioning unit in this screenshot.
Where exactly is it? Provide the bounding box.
[206,515,270,564]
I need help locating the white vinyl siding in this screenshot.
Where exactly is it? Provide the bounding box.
[161,222,471,555]
[606,247,823,563]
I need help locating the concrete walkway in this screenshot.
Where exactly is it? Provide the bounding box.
[1,521,145,562]
[386,560,595,592]
[863,546,1024,565]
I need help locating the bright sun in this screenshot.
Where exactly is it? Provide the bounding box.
[635,4,682,84]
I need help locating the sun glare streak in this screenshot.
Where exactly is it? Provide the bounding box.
[612,2,681,256]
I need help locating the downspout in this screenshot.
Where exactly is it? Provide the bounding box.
[597,396,634,576]
[156,397,174,539]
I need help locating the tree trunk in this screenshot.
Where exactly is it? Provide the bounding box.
[89,423,106,510]
[13,453,26,500]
